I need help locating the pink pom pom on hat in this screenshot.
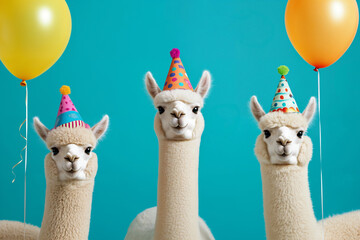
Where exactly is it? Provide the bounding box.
[163,48,193,91]
[53,86,90,129]
[170,48,180,58]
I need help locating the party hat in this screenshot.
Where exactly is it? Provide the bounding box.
[163,48,193,91]
[269,66,299,113]
[54,86,89,129]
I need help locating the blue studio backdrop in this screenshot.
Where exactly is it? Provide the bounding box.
[1,0,359,239]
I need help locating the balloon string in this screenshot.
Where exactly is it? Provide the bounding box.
[12,86,28,239]
[317,69,324,240]
[23,85,28,239]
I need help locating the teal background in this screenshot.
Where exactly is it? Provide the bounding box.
[1,0,360,239]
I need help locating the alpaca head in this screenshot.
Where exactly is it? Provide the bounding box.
[250,96,316,165]
[145,71,211,140]
[33,115,109,181]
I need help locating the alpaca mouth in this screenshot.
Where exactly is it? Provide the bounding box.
[279,152,289,157]
[173,124,188,130]
[63,166,78,174]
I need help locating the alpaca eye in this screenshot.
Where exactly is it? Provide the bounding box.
[85,147,92,155]
[297,131,304,138]
[51,147,59,156]
[158,106,165,114]
[264,130,271,138]
[192,107,199,114]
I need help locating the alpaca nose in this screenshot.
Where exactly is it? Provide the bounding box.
[64,155,79,163]
[277,137,292,146]
[171,109,185,118]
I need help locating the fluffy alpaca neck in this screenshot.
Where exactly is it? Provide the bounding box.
[154,137,200,240]
[39,154,97,240]
[153,115,204,240]
[260,163,321,240]
[258,136,324,240]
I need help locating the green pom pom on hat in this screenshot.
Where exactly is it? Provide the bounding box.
[269,65,299,113]
[277,65,289,76]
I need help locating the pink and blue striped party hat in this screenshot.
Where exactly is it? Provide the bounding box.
[54,86,90,129]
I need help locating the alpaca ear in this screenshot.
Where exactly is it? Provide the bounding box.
[91,115,109,140]
[145,72,161,99]
[250,96,265,122]
[302,97,316,123]
[33,117,50,142]
[195,70,211,98]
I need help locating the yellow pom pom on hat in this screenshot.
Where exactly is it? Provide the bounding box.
[59,85,71,95]
[163,48,193,91]
[269,66,299,113]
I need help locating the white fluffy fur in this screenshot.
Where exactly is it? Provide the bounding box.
[263,126,304,165]
[0,220,40,239]
[251,95,360,240]
[251,96,316,165]
[0,115,109,239]
[50,144,94,180]
[125,207,215,240]
[34,115,109,180]
[146,71,211,140]
[154,96,202,140]
[125,70,214,240]
[154,89,204,107]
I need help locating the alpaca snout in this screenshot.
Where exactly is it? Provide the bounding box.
[171,109,185,119]
[64,155,79,163]
[277,136,292,146]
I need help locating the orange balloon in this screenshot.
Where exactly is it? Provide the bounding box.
[285,0,359,69]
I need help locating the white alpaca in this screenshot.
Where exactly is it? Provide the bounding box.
[125,71,214,240]
[0,115,109,240]
[251,96,316,166]
[250,96,360,240]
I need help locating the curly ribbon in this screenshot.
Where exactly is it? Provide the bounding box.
[11,119,26,183]
[317,69,325,240]
[12,85,28,239]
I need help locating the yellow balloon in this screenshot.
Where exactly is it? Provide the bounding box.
[0,0,71,85]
